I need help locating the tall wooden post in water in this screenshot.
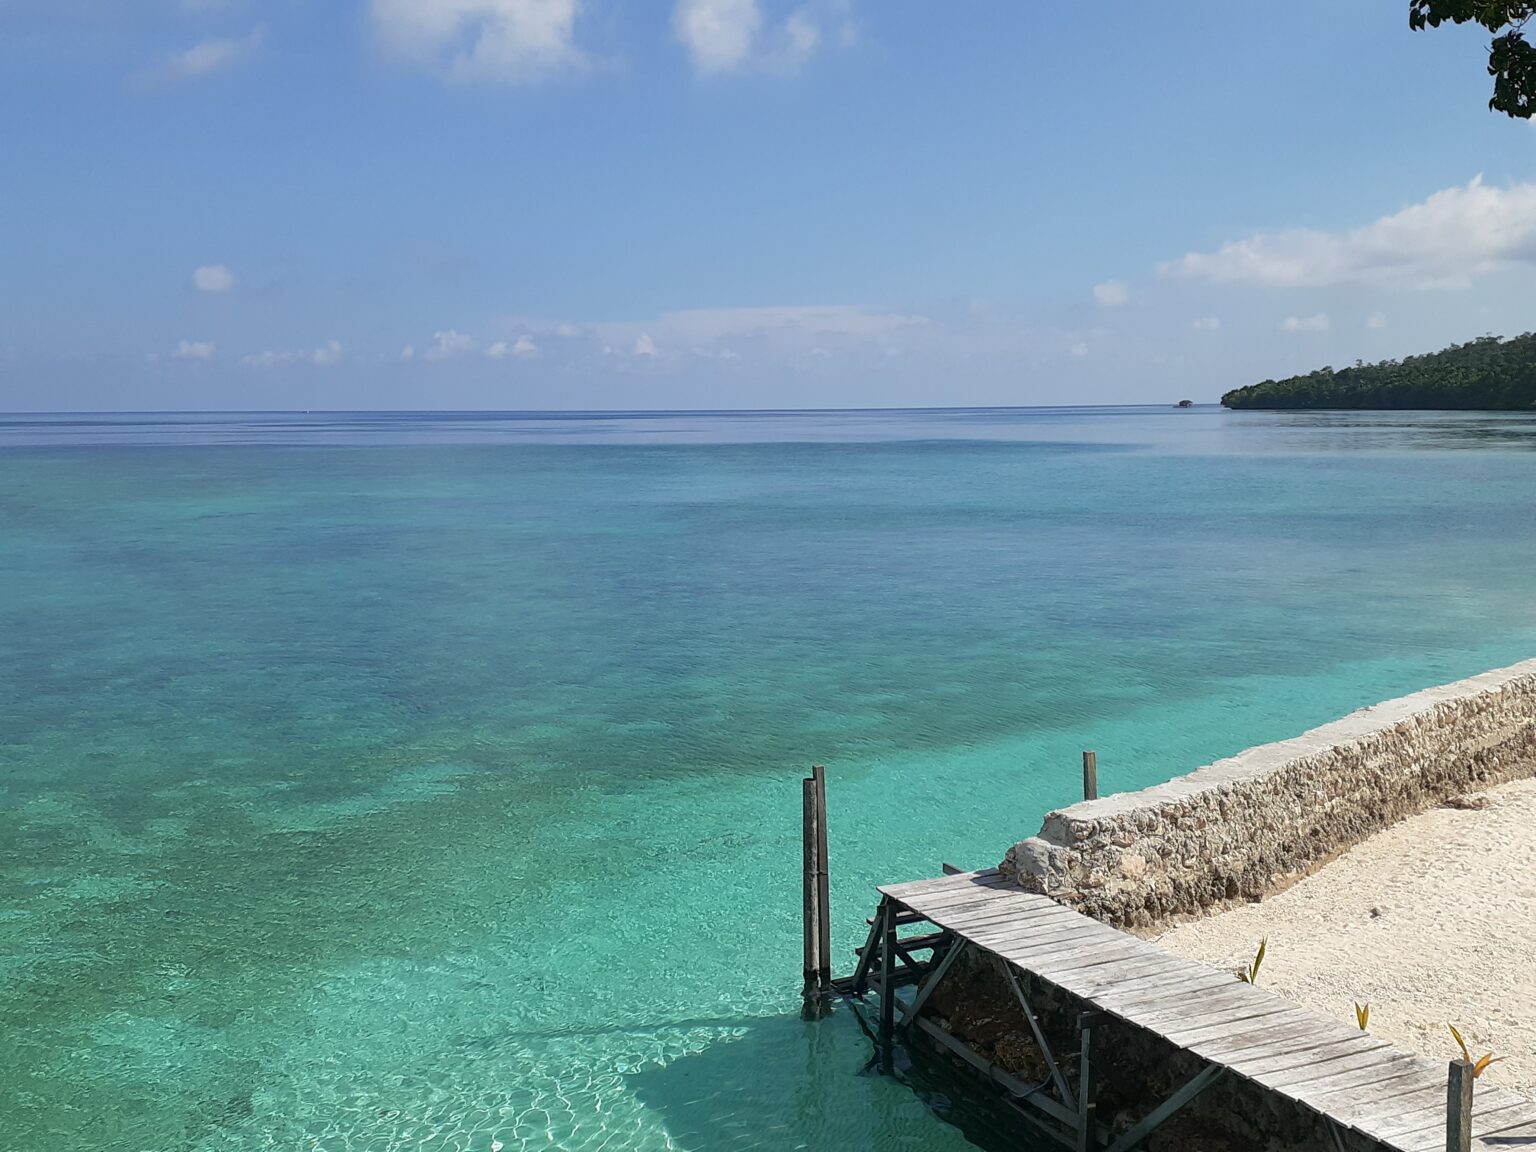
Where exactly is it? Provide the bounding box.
[801,765,833,1014]
[1082,750,1098,801]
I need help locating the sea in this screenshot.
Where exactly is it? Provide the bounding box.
[4,406,1536,1151]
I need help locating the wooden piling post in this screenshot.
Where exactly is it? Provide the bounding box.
[802,775,821,1004]
[812,765,832,997]
[1082,750,1098,802]
[879,899,897,1072]
[1076,1011,1098,1152]
[1447,1059,1474,1152]
[802,766,833,1013]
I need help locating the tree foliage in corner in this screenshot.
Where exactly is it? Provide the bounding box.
[1411,1,1536,117]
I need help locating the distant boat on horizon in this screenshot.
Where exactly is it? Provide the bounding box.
[1176,399,1195,408]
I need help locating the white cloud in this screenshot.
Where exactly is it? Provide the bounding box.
[570,304,927,368]
[622,304,925,344]
[241,341,344,368]
[1280,313,1331,332]
[1093,280,1128,308]
[193,264,235,293]
[673,0,844,74]
[1366,312,1389,329]
[1191,316,1221,331]
[1069,342,1089,357]
[371,0,586,84]
[401,344,416,361]
[674,0,760,72]
[785,8,819,59]
[555,322,581,337]
[486,335,539,359]
[172,339,215,360]
[425,329,477,359]
[147,26,264,84]
[1165,177,1536,291]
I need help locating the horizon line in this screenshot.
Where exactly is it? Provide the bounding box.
[0,402,1221,418]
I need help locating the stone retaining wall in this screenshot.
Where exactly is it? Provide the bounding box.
[1000,659,1536,927]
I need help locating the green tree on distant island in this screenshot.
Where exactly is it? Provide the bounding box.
[1222,332,1536,410]
[1412,1,1536,117]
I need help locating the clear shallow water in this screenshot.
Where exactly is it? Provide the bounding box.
[3,406,1536,1152]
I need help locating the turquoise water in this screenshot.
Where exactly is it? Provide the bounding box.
[4,406,1536,1152]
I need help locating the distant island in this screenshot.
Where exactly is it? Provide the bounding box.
[1221,332,1536,411]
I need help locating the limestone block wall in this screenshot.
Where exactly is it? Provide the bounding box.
[1000,660,1536,928]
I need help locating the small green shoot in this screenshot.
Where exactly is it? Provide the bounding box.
[1354,1002,1370,1031]
[1237,937,1267,985]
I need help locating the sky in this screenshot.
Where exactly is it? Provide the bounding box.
[1,1,1535,411]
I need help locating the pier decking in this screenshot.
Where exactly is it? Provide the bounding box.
[841,868,1536,1152]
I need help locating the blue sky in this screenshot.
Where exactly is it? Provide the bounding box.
[2,1,1534,411]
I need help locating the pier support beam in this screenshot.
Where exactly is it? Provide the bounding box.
[801,765,833,1016]
[879,899,897,1072]
[1102,1064,1226,1152]
[1076,1011,1099,1152]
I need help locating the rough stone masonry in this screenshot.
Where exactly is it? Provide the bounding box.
[1000,659,1536,928]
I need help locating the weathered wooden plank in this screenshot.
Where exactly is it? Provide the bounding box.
[968,921,1115,957]
[1038,940,1179,976]
[1323,1084,1445,1134]
[956,903,1102,935]
[1158,1003,1308,1048]
[922,889,1064,916]
[887,869,1010,896]
[1331,1080,1516,1140]
[878,868,1004,898]
[1299,1069,1449,1116]
[1391,1118,1536,1152]
[920,890,1043,913]
[1474,1104,1536,1137]
[1222,1031,1392,1081]
[1035,941,1187,981]
[1164,1005,1319,1050]
[892,888,1022,920]
[987,928,1150,966]
[1125,983,1277,1031]
[1346,1086,1531,1144]
[914,901,1056,932]
[1239,1029,1392,1072]
[1060,951,1199,992]
[1090,969,1241,1016]
[933,900,1082,934]
[1197,1021,1369,1068]
[1265,1049,1424,1094]
[1070,956,1223,1001]
[1104,982,1282,1031]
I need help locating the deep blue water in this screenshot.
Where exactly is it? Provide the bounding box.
[3,406,1536,1151]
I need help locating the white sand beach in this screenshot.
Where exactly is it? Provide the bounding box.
[1156,776,1536,1098]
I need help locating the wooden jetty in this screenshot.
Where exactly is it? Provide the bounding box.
[829,867,1536,1152]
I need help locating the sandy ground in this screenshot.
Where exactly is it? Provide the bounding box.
[1155,776,1536,1098]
